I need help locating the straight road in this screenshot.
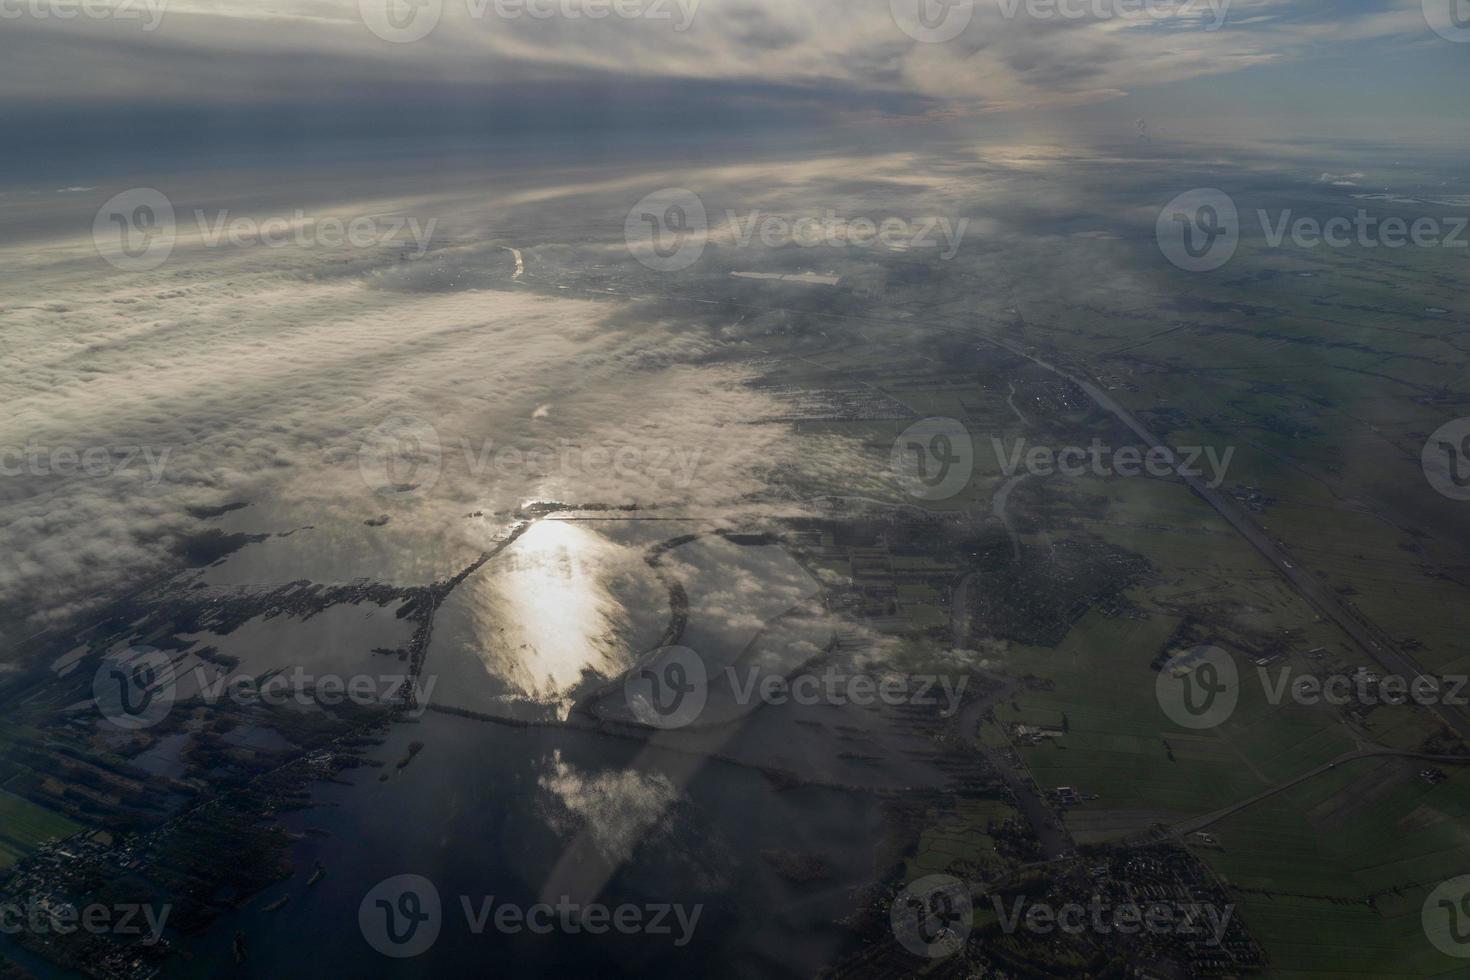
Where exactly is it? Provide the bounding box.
[980,335,1470,743]
[1146,747,1470,844]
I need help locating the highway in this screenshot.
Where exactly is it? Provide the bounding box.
[980,334,1470,743]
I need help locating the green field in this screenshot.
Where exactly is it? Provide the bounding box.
[1195,760,1470,978]
[904,798,1018,885]
[0,790,82,868]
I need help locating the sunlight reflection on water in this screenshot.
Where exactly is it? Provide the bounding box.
[472,520,634,701]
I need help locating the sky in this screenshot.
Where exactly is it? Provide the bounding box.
[2,0,1467,166]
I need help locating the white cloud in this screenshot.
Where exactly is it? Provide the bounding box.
[0,0,1439,114]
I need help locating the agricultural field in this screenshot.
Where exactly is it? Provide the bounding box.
[1197,761,1470,978]
[0,789,81,869]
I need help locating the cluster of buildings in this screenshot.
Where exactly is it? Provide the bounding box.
[0,832,165,980]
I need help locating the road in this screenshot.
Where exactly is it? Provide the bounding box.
[1137,748,1470,845]
[979,335,1470,743]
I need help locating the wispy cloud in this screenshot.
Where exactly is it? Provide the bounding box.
[0,0,1441,117]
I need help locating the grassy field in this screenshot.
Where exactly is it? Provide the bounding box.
[1195,760,1470,977]
[986,610,1354,832]
[1003,243,1470,976]
[904,798,1017,885]
[0,789,81,869]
